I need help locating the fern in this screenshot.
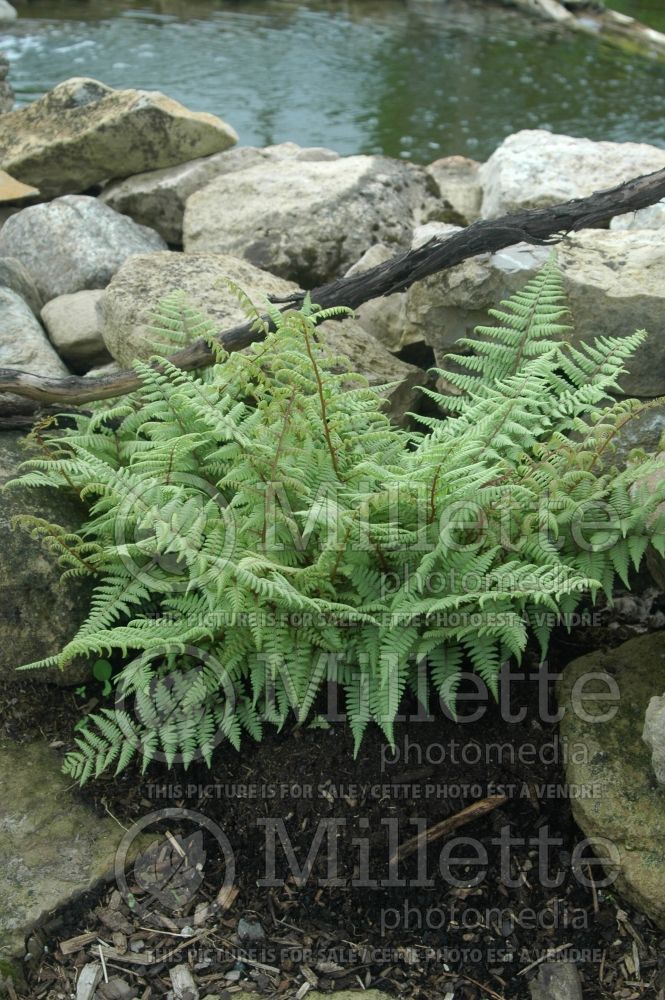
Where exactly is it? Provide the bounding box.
[6,264,665,782]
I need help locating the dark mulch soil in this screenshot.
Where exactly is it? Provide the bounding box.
[3,582,665,1000]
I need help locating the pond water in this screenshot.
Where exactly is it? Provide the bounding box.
[2,0,665,163]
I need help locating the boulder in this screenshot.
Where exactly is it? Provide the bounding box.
[404,227,665,398]
[0,739,124,990]
[426,155,482,225]
[0,1,16,21]
[0,257,43,316]
[344,244,411,353]
[100,142,339,244]
[643,693,665,784]
[0,53,13,114]
[101,251,301,367]
[0,171,38,205]
[100,252,426,425]
[0,77,238,198]
[479,130,665,219]
[41,290,110,372]
[0,289,69,415]
[0,196,166,302]
[0,431,92,683]
[611,199,665,232]
[183,155,437,286]
[557,632,665,930]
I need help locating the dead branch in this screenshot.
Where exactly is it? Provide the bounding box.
[2,165,665,409]
[389,794,508,865]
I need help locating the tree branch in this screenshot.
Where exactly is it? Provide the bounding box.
[2,165,665,408]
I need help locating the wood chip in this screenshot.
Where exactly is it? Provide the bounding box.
[60,931,98,956]
[76,962,103,1000]
[169,963,199,1000]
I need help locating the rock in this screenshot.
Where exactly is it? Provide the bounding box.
[404,227,665,398]
[0,195,166,302]
[0,288,70,415]
[100,142,339,245]
[0,1,16,20]
[345,244,409,352]
[426,155,482,225]
[0,53,13,114]
[41,290,110,372]
[100,251,426,426]
[183,155,436,286]
[643,693,665,784]
[479,130,665,219]
[0,738,125,987]
[529,961,583,1000]
[101,251,301,367]
[0,431,92,683]
[0,171,38,205]
[169,964,199,1000]
[634,451,665,591]
[611,199,665,232]
[317,317,428,426]
[83,360,122,379]
[557,632,665,930]
[0,257,43,315]
[0,77,238,198]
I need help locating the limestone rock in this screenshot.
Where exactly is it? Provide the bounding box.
[611,199,665,232]
[100,142,339,244]
[0,52,13,114]
[426,155,482,225]
[0,257,43,315]
[0,1,16,21]
[41,290,110,372]
[316,317,429,426]
[557,632,665,930]
[404,227,665,398]
[183,155,437,286]
[0,195,166,302]
[0,171,38,205]
[0,431,92,683]
[345,244,410,353]
[101,251,300,367]
[643,693,665,784]
[0,739,124,986]
[479,130,665,219]
[100,252,426,425]
[0,289,69,415]
[0,77,238,198]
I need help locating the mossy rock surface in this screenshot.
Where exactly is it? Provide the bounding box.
[0,739,126,989]
[557,631,665,927]
[0,431,92,685]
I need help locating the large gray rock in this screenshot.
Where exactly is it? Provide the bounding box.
[100,141,339,245]
[41,290,110,372]
[0,77,238,198]
[344,244,411,353]
[479,130,665,219]
[0,257,43,315]
[0,431,92,683]
[0,196,166,302]
[426,154,482,225]
[183,155,437,286]
[405,226,665,398]
[100,251,426,425]
[557,632,665,930]
[0,739,124,990]
[611,199,665,232]
[0,289,70,415]
[101,251,301,367]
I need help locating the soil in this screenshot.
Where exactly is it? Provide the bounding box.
[3,582,665,1000]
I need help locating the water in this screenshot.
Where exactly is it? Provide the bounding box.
[2,0,665,163]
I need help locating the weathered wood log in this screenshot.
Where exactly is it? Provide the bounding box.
[1,164,665,410]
